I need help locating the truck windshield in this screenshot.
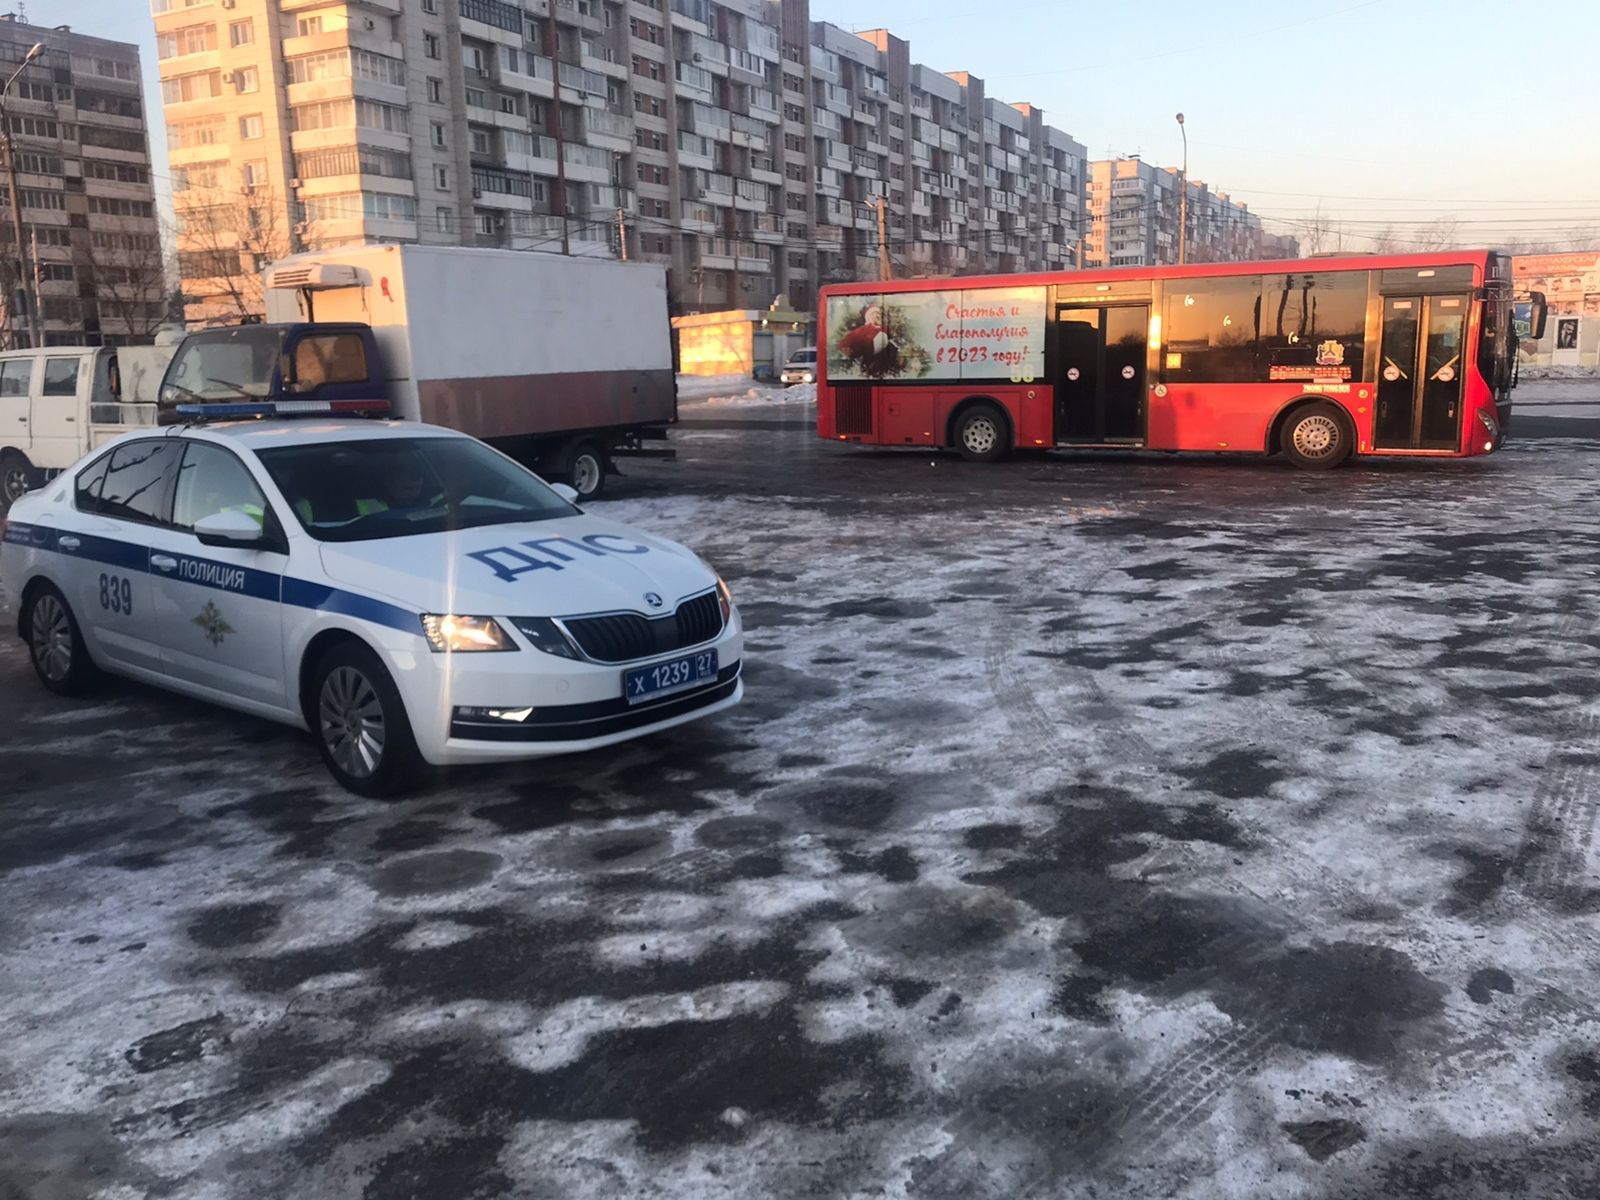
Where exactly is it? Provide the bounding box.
[255,437,577,542]
[161,327,284,406]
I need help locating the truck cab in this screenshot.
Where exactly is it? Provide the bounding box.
[157,323,384,419]
[0,346,157,508]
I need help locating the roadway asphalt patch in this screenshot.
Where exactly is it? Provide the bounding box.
[125,1014,230,1074]
[370,849,502,898]
[1282,1117,1367,1161]
[186,901,282,949]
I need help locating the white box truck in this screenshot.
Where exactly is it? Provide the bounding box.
[158,245,676,498]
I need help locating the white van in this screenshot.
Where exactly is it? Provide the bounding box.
[0,346,158,508]
[781,346,818,385]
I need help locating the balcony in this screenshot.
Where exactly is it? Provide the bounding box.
[683,33,728,76]
[748,154,781,185]
[559,64,609,103]
[676,131,714,168]
[675,61,714,100]
[582,107,633,152]
[581,44,628,80]
[562,141,616,184]
[733,179,768,212]
[670,0,711,31]
[496,53,555,98]
[730,113,769,149]
[818,84,850,116]
[814,166,841,195]
[679,201,718,233]
[748,212,783,243]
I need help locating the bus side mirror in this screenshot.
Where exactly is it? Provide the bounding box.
[1527,292,1548,341]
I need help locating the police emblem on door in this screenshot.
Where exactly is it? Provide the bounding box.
[192,601,235,648]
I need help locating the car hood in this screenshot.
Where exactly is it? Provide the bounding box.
[316,512,717,619]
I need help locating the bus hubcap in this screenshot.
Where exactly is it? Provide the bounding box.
[320,666,386,779]
[30,595,72,682]
[964,418,998,454]
[1293,415,1340,458]
[3,466,27,503]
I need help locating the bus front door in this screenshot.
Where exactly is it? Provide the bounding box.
[1376,295,1467,450]
[1055,304,1147,444]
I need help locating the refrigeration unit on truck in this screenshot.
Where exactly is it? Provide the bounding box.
[156,245,677,499]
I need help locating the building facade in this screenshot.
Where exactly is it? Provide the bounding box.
[155,0,1094,323]
[1086,157,1297,269]
[0,15,162,346]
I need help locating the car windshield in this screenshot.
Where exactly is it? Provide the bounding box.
[255,437,577,542]
[160,327,284,407]
[791,350,816,364]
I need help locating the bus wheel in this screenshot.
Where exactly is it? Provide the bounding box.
[954,404,1009,463]
[1281,403,1352,470]
[1,450,32,507]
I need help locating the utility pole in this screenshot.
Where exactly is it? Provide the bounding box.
[543,18,570,256]
[0,43,43,348]
[876,195,891,281]
[612,151,627,261]
[1175,112,1188,267]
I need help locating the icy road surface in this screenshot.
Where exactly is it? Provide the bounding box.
[3,400,1600,1199]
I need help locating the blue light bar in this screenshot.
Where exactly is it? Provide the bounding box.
[174,399,392,420]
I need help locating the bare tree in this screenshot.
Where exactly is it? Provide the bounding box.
[1566,224,1600,252]
[80,217,172,342]
[1363,224,1408,254]
[1413,216,1462,251]
[173,185,296,324]
[1301,201,1345,256]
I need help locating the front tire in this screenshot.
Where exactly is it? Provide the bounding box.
[311,641,425,798]
[953,403,1010,463]
[23,583,97,696]
[1280,402,1353,470]
[1,450,32,508]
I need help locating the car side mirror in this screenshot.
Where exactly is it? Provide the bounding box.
[551,483,579,504]
[195,509,269,549]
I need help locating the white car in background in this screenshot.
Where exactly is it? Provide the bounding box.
[781,347,819,385]
[1,403,743,796]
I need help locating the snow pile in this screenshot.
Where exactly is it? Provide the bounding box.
[676,375,817,409]
[1520,364,1600,380]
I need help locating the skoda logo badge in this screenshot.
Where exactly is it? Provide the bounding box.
[644,592,664,609]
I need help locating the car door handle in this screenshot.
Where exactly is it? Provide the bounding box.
[150,554,178,571]
[57,535,80,551]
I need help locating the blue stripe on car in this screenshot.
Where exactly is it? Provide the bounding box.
[8,522,420,637]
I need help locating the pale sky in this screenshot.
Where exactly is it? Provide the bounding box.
[38,0,1600,251]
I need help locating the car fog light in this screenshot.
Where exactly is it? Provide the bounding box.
[455,706,534,723]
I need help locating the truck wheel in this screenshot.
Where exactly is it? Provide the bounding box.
[567,441,608,501]
[1,451,32,507]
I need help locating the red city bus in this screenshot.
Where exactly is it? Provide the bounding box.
[817,250,1547,470]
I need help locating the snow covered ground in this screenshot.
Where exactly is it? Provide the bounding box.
[677,372,816,410]
[3,419,1600,1198]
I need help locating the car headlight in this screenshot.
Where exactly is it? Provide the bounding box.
[420,614,516,653]
[716,575,733,624]
[509,616,581,660]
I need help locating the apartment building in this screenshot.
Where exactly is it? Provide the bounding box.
[0,15,163,346]
[1086,156,1298,269]
[155,0,1091,321]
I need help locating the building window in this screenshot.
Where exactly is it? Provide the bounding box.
[465,87,487,108]
[437,206,451,232]
[242,160,268,190]
[435,165,449,190]
[156,25,216,59]
[238,114,263,140]
[470,128,491,154]
[427,77,443,104]
[431,122,447,148]
[424,34,441,60]
[235,67,259,94]
[422,0,438,11]
[297,16,323,36]
[229,20,254,47]
[499,94,517,115]
[462,44,486,74]
[500,46,520,74]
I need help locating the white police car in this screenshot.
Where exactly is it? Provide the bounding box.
[0,401,743,795]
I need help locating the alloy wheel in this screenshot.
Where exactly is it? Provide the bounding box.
[319,665,387,779]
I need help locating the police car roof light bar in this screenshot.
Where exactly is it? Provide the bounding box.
[173,399,393,421]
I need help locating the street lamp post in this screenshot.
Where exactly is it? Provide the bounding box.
[1175,112,1188,267]
[0,43,44,348]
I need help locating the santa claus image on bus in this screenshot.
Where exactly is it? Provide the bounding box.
[836,302,905,378]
